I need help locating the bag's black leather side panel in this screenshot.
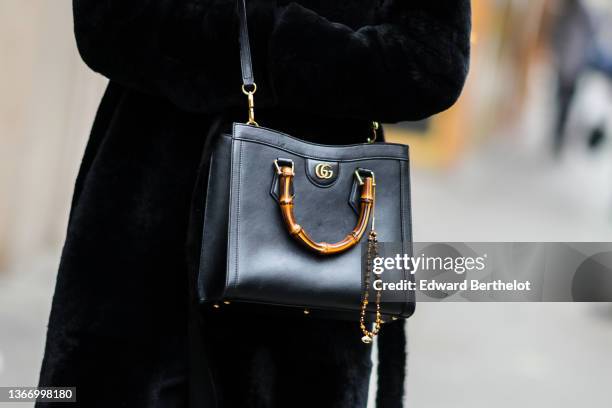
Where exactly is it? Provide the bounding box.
[197,134,232,302]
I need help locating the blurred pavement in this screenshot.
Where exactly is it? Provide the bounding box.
[404,128,612,407]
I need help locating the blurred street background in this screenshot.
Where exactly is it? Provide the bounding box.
[1,1,612,407]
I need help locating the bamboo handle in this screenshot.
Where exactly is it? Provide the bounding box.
[277,164,374,255]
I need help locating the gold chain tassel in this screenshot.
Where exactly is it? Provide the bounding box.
[360,229,382,344]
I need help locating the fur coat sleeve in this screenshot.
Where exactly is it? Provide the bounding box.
[73,0,471,121]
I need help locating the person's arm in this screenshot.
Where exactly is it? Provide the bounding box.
[268,1,472,121]
[74,0,471,120]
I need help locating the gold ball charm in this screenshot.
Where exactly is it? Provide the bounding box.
[361,335,373,344]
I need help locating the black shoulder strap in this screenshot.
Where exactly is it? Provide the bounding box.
[237,0,255,87]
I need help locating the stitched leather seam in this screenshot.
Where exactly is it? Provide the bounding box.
[224,140,235,293]
[234,138,409,162]
[406,158,414,244]
[225,138,240,293]
[400,160,408,317]
[405,158,415,315]
[234,123,411,151]
[234,140,244,291]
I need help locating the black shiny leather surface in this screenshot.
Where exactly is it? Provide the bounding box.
[237,0,255,86]
[198,124,414,318]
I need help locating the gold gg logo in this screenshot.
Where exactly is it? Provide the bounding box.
[315,163,334,179]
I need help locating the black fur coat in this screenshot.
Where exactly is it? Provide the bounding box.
[37,1,471,407]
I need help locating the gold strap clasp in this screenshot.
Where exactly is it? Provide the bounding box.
[367,121,379,144]
[241,83,259,126]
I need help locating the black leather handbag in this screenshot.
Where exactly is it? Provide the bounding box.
[198,0,414,342]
